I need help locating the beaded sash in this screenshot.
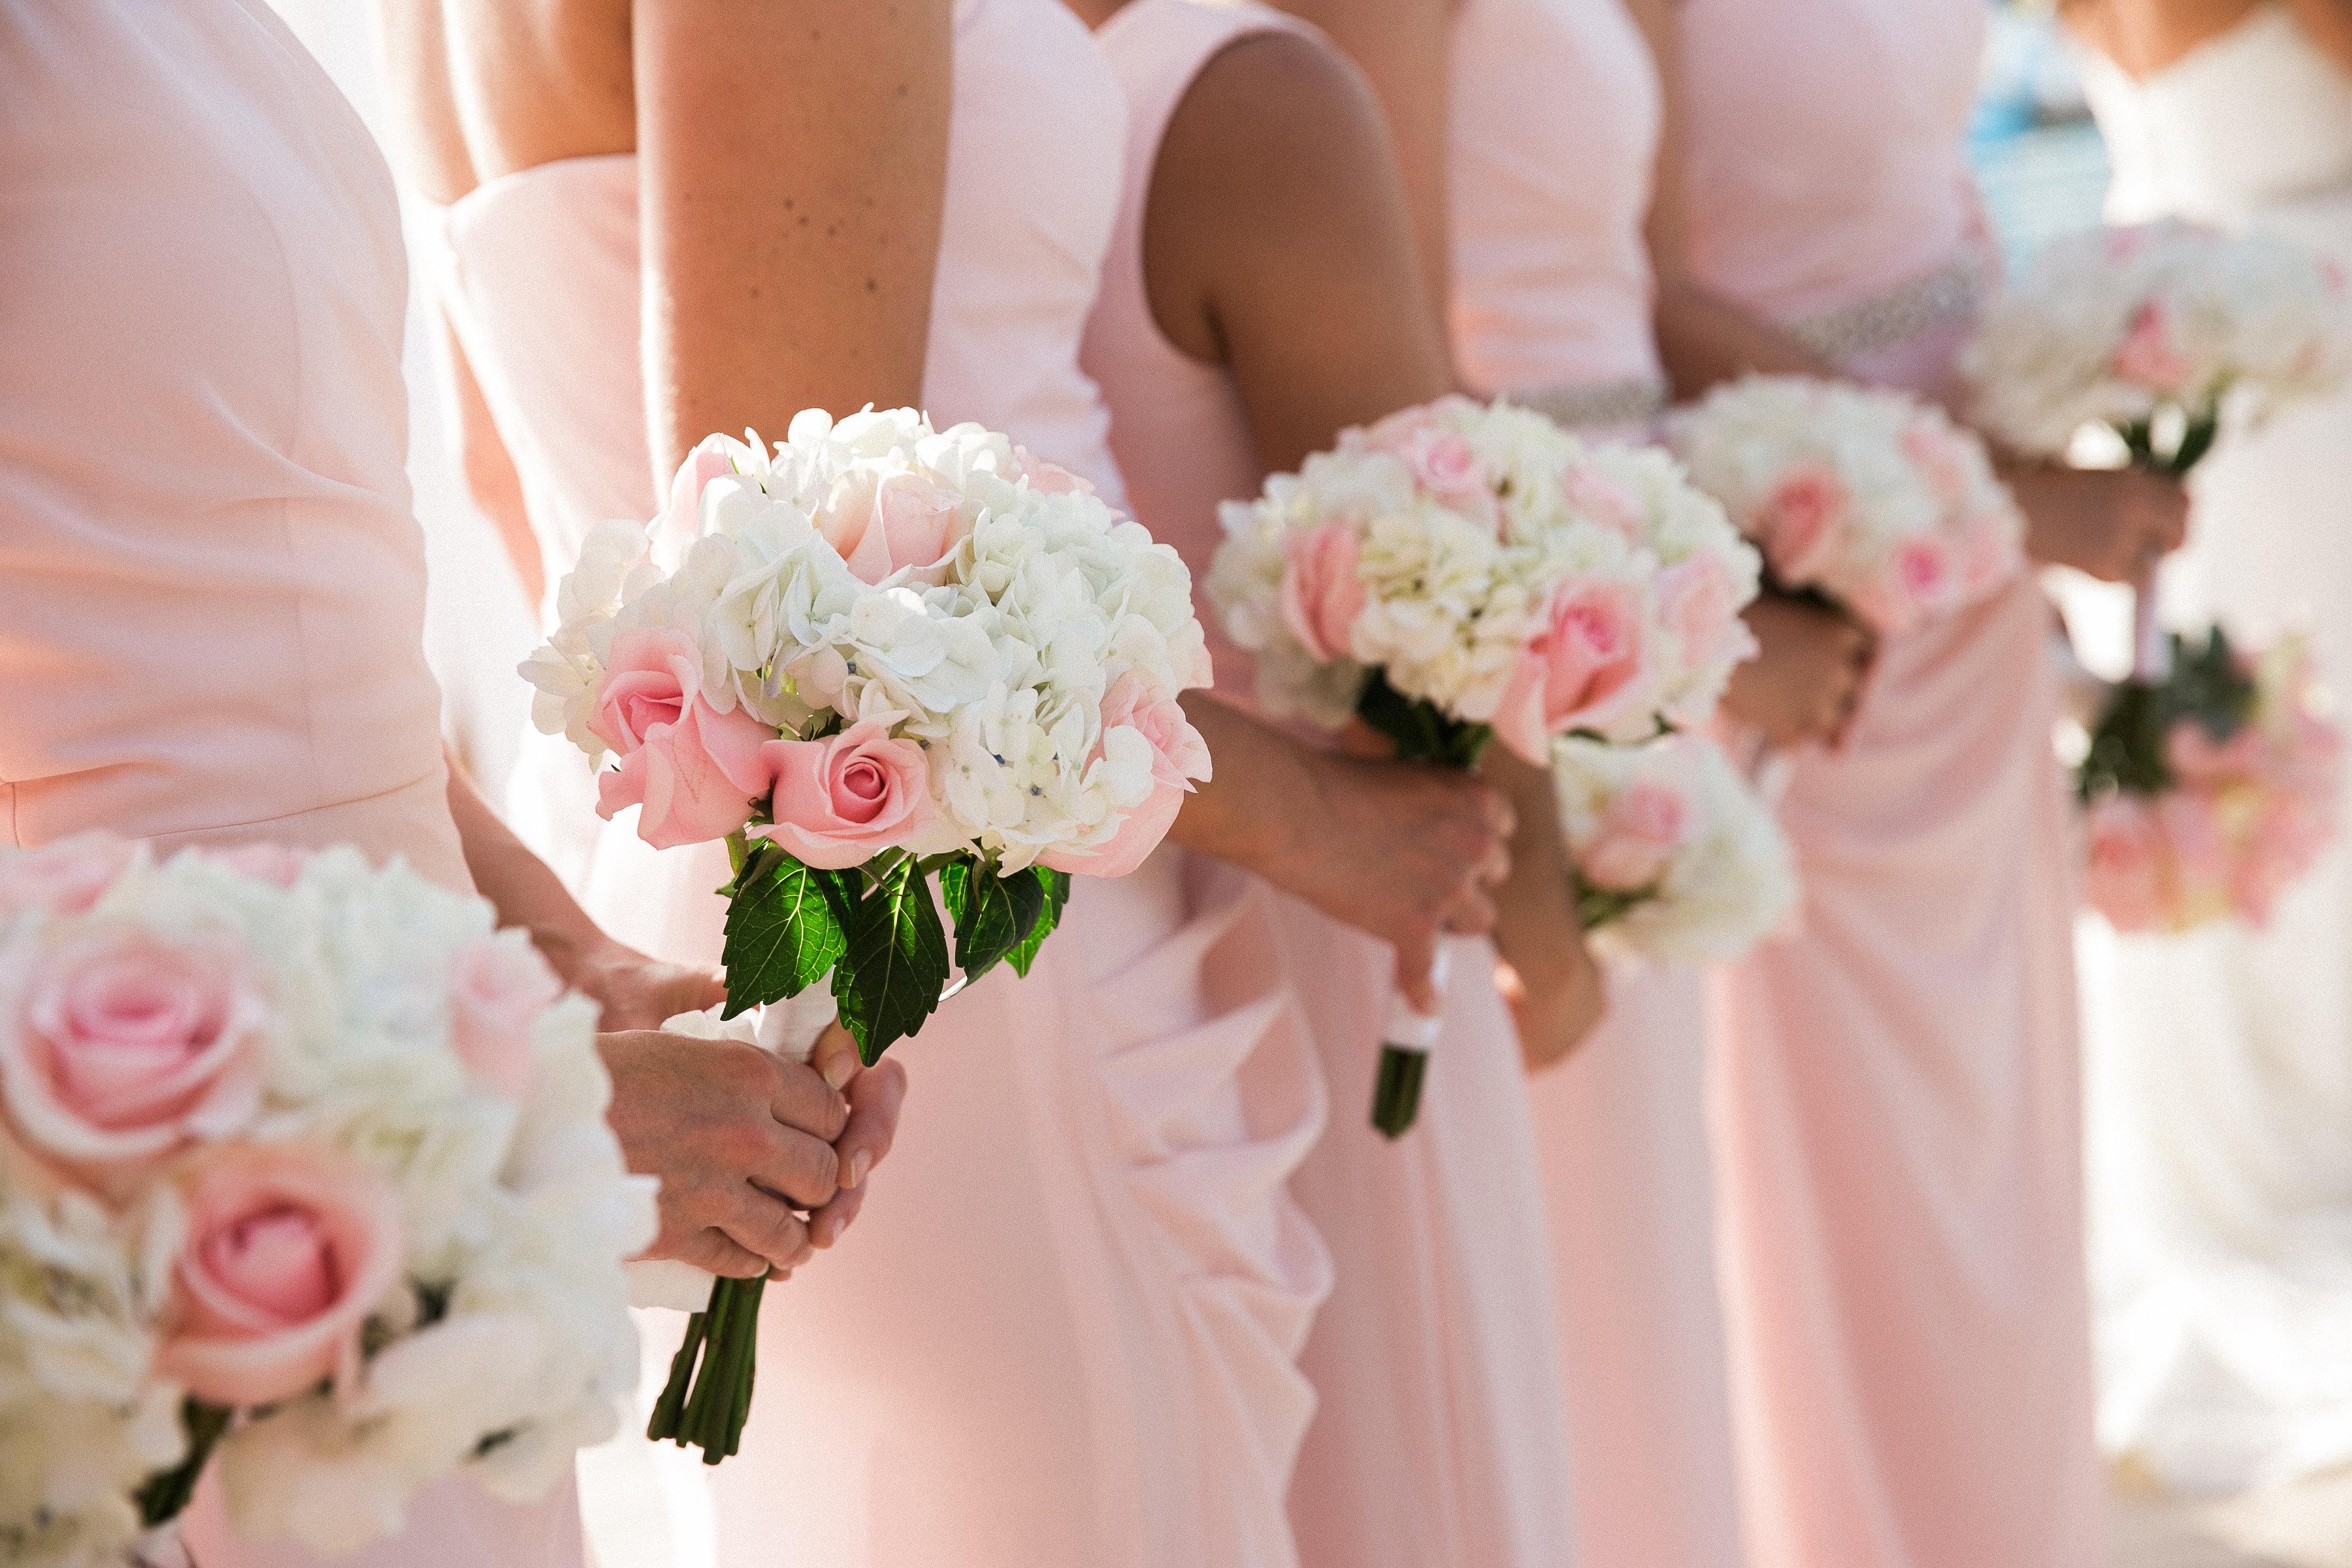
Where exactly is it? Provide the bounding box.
[1516,376,1669,432]
[1784,253,1987,365]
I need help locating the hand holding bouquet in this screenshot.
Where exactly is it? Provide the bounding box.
[1965,220,2352,477]
[1667,374,2025,638]
[2077,628,2343,933]
[0,836,654,1565]
[522,408,1213,1460]
[1208,396,1757,1134]
[1552,734,1798,966]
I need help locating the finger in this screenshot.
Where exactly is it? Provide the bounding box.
[745,1121,843,1210]
[766,1056,851,1143]
[1469,831,1512,889]
[808,1177,870,1252]
[1469,780,1516,839]
[655,966,728,1019]
[1437,885,1499,938]
[676,1226,770,1281]
[832,1057,907,1200]
[807,1021,862,1094]
[1393,930,1440,1015]
[721,1186,815,1275]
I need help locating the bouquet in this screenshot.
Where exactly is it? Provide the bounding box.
[1965,220,2352,478]
[1552,734,1798,966]
[1666,374,2026,636]
[0,835,653,1566]
[522,408,1212,1460]
[2077,628,2343,933]
[1207,396,1758,1134]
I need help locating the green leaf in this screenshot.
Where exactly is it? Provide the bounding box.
[945,859,1047,983]
[719,850,848,1019]
[1005,867,1071,979]
[829,857,951,1063]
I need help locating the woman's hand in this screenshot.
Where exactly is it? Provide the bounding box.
[598,1028,849,1280]
[804,1023,908,1256]
[1258,747,1516,1013]
[1721,593,1876,750]
[2006,459,2189,583]
[554,938,728,1032]
[1480,746,1607,1069]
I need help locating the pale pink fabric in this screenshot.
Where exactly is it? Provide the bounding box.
[1681,3,2105,1565]
[0,0,468,897]
[1083,7,1578,1565]
[433,3,1329,1563]
[1445,5,1744,1565]
[1446,0,1664,399]
[0,3,577,1564]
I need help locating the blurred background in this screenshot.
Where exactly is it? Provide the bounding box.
[263,5,2352,1563]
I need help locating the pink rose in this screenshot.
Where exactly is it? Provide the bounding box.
[1492,577,1652,762]
[2158,789,2230,919]
[591,628,777,850]
[819,468,975,585]
[653,436,743,559]
[2165,719,2264,783]
[0,833,136,919]
[1761,466,1847,583]
[159,1144,402,1408]
[2084,796,2168,932]
[1901,420,1969,504]
[1959,516,2023,595]
[1401,431,1488,500]
[1279,521,1368,663]
[0,928,269,1171]
[2115,301,2193,395]
[1580,779,1695,893]
[753,719,936,870]
[448,938,562,1100]
[1563,466,1646,544]
[1654,553,1756,675]
[1044,676,1211,879]
[209,843,312,889]
[1014,446,1097,497]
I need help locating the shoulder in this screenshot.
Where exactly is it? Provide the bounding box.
[1157,17,1397,220]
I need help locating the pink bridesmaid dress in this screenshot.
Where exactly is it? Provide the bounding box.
[430,3,1328,1564]
[1680,3,2104,1565]
[1448,4,1747,1566]
[1081,6,1578,1567]
[0,3,581,1565]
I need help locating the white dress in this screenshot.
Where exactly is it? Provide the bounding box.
[2076,4,2352,1492]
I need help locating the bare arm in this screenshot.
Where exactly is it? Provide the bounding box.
[1266,0,1458,311]
[636,0,952,481]
[1152,32,1603,1061]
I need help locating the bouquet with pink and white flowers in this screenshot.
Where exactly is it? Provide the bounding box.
[0,836,654,1567]
[1552,734,1798,966]
[522,407,1212,1459]
[1965,220,2352,477]
[1665,374,2027,637]
[2078,628,2344,934]
[1207,396,1759,1133]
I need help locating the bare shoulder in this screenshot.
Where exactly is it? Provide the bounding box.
[1152,19,1408,263]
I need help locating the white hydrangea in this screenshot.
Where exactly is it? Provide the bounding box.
[1553,733,1800,966]
[0,841,657,1561]
[525,408,1213,873]
[1965,220,2352,457]
[1209,395,1756,746]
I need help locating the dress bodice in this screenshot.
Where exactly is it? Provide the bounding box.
[0,0,464,884]
[1679,0,1985,322]
[1447,0,1665,402]
[433,0,1128,610]
[2081,5,2352,227]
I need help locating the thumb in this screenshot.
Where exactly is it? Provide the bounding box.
[1394,932,1439,1016]
[808,1021,863,1094]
